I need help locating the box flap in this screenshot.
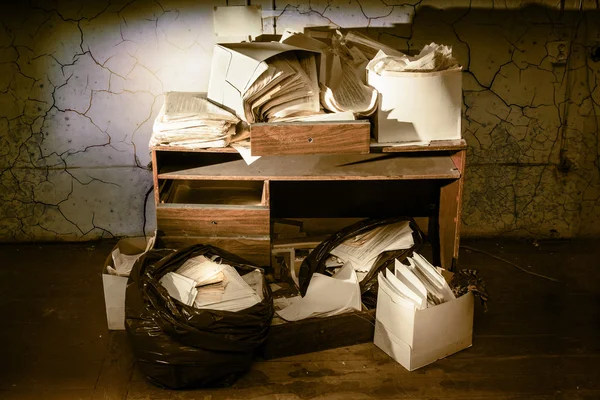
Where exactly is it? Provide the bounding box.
[102,274,128,330]
[376,278,416,346]
[374,319,414,370]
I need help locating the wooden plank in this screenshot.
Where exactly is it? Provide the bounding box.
[151,150,159,206]
[92,332,134,400]
[261,180,270,206]
[379,138,467,153]
[157,206,270,237]
[151,138,466,155]
[151,145,237,153]
[159,235,271,266]
[251,121,370,156]
[158,154,461,181]
[261,309,376,360]
[438,149,466,270]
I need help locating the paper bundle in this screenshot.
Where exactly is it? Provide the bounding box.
[159,255,263,312]
[276,263,361,321]
[330,220,414,281]
[208,42,320,123]
[283,30,378,117]
[378,253,456,311]
[150,92,240,148]
[242,51,320,123]
[367,43,460,75]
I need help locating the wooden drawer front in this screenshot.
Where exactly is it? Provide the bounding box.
[157,206,269,237]
[250,121,370,156]
[160,236,271,266]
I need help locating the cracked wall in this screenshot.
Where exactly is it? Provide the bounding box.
[0,0,599,241]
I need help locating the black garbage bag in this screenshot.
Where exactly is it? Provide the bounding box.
[298,217,424,298]
[125,245,274,389]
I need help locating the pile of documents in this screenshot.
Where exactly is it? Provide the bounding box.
[378,253,455,311]
[276,263,361,322]
[274,221,414,322]
[159,255,263,312]
[367,42,460,75]
[329,220,414,281]
[150,92,241,148]
[208,42,320,123]
[106,235,155,277]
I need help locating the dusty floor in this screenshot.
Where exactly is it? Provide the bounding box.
[0,239,599,399]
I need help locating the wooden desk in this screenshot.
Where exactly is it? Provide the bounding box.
[151,139,466,270]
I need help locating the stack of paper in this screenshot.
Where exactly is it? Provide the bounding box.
[150,92,240,148]
[330,221,414,281]
[320,31,378,116]
[407,253,456,306]
[159,255,263,312]
[276,263,361,321]
[159,272,198,306]
[378,254,455,311]
[367,43,460,75]
[343,31,401,61]
[208,42,320,123]
[242,51,320,122]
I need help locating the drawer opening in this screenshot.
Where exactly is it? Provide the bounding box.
[160,180,266,206]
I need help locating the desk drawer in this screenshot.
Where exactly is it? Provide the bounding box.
[159,235,271,266]
[157,206,269,237]
[160,180,268,206]
[250,121,370,156]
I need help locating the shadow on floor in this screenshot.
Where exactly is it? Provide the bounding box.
[0,238,598,399]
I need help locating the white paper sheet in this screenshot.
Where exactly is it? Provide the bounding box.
[276,263,361,321]
[231,140,260,165]
[385,269,426,310]
[159,272,198,306]
[213,6,263,38]
[330,221,414,275]
[110,248,142,277]
[407,253,456,305]
[366,43,460,75]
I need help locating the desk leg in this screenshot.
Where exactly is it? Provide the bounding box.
[151,150,159,206]
[438,150,466,271]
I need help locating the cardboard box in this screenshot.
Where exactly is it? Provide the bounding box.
[102,237,152,330]
[207,42,320,120]
[374,271,474,371]
[367,68,462,143]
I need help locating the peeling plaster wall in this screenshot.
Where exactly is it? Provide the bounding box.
[1,0,599,241]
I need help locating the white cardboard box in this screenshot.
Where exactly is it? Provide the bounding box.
[374,270,474,371]
[367,68,462,143]
[102,237,152,330]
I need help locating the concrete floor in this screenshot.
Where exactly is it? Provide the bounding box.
[0,239,599,399]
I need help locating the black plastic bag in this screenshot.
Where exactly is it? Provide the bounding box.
[125,245,274,389]
[298,217,424,297]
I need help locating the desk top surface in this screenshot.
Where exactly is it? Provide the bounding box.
[158,153,461,181]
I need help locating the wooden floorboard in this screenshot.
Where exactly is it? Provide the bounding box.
[0,238,598,399]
